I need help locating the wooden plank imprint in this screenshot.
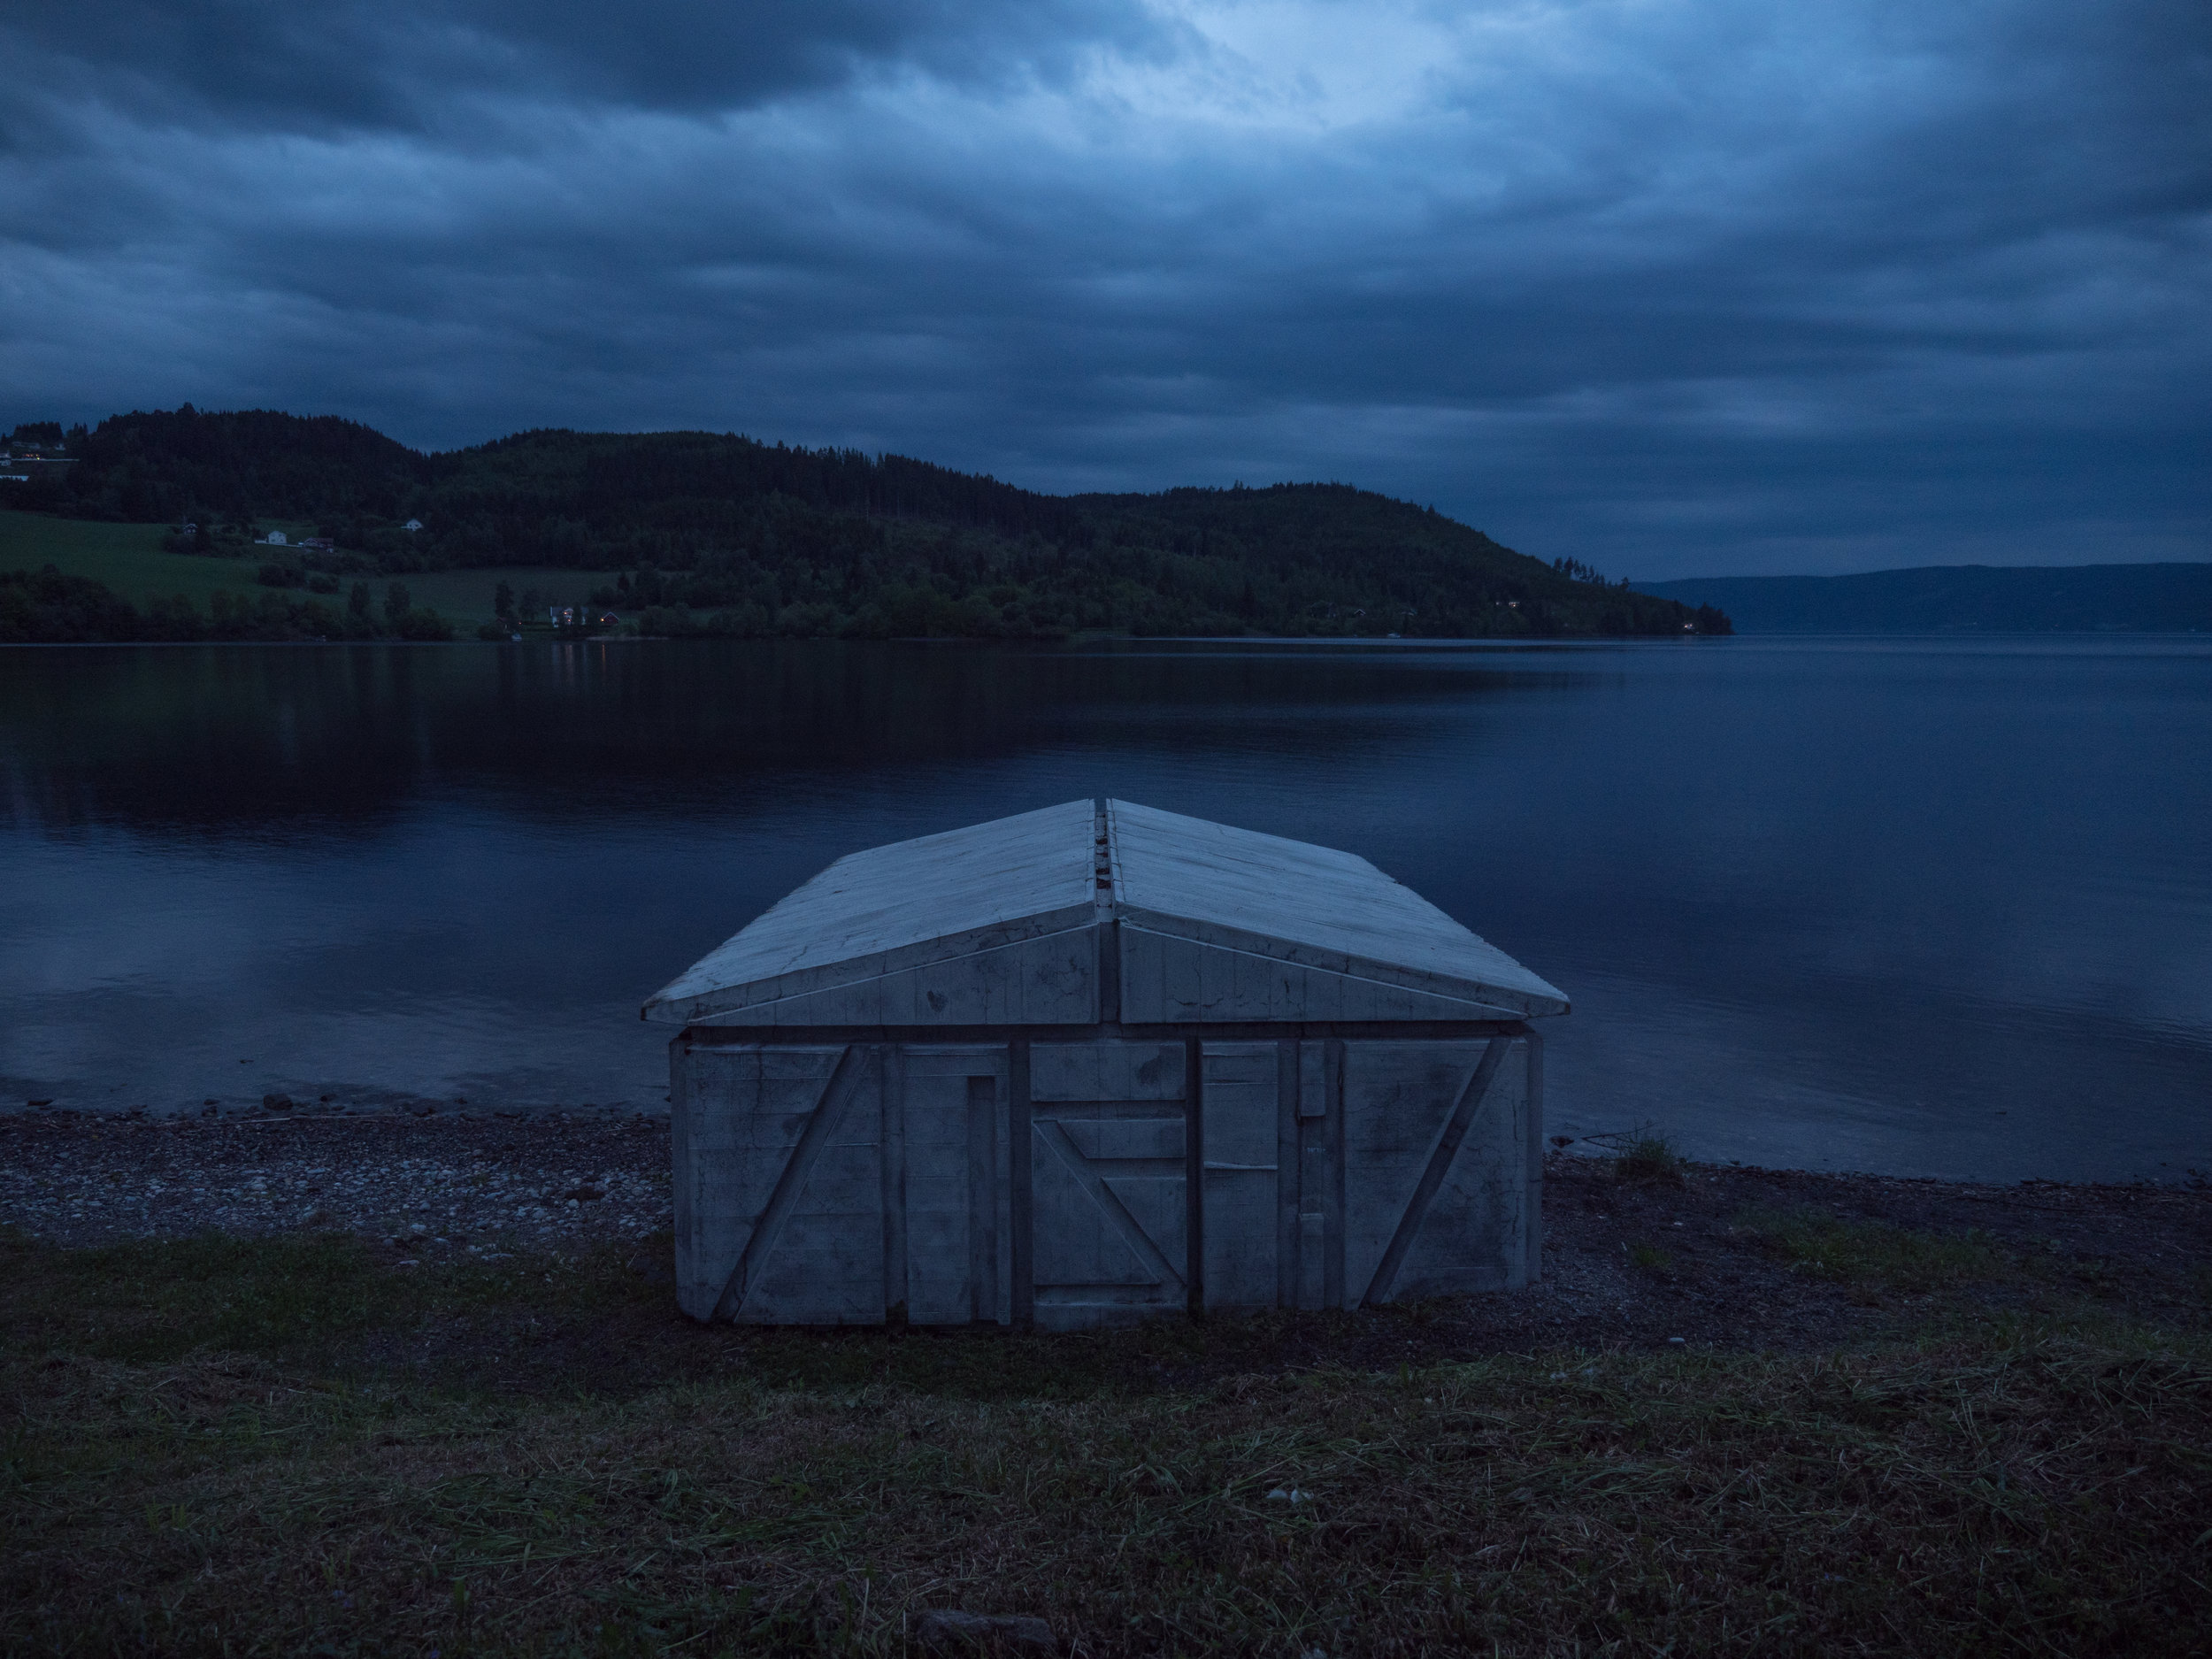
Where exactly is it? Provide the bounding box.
[894,1045,1010,1324]
[1027,1040,1188,1328]
[713,1043,887,1325]
[1202,1042,1279,1310]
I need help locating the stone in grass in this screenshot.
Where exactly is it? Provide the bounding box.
[914,1609,1055,1654]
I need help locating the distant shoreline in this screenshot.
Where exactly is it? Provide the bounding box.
[10,628,2212,650]
[1639,560,2212,634]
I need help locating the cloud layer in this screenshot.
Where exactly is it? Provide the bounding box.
[4,0,2207,576]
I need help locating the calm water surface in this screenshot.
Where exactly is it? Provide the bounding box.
[3,636,2208,1182]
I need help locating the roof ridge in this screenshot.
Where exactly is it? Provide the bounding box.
[641,796,1567,1025]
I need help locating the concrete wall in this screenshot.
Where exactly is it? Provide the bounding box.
[672,1029,1540,1329]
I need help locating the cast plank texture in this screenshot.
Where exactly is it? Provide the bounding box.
[644,798,1568,1026]
[655,801,1565,1328]
[645,799,1100,1027]
[1108,799,1564,1019]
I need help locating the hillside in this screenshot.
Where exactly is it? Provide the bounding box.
[1639,565,2212,634]
[0,512,615,626]
[3,409,1728,640]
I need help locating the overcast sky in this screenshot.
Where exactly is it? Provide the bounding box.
[3,0,2206,577]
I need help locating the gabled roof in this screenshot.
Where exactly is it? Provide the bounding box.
[643,798,1568,1026]
[644,800,1102,1027]
[1102,800,1568,1020]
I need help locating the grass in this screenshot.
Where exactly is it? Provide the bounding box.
[0,511,615,626]
[0,511,267,611]
[1609,1126,1686,1187]
[4,1228,2210,1656]
[1736,1206,2010,1292]
[0,1231,618,1367]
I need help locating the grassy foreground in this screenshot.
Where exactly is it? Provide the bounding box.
[3,1227,2208,1657]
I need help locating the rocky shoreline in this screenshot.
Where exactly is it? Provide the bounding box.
[0,1108,671,1257]
[1,1088,652,1124]
[2,1108,2205,1354]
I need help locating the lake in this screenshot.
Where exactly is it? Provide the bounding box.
[3,635,2207,1183]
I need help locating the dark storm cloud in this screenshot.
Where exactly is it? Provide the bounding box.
[2,0,2206,575]
[1,0,1168,135]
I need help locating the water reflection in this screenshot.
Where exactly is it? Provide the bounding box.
[2,636,2208,1181]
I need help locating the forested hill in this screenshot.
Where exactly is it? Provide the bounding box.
[1639,565,2212,634]
[4,407,1728,639]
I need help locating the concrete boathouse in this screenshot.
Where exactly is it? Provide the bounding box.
[643,799,1570,1330]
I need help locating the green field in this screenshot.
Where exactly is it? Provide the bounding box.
[1,511,614,626]
[0,513,266,611]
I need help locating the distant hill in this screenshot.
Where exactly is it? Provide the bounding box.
[1638,565,2212,634]
[0,407,1727,641]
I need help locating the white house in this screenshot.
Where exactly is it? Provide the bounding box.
[265,531,288,547]
[403,518,423,532]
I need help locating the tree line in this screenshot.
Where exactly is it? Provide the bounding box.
[0,566,454,645]
[3,407,1731,639]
